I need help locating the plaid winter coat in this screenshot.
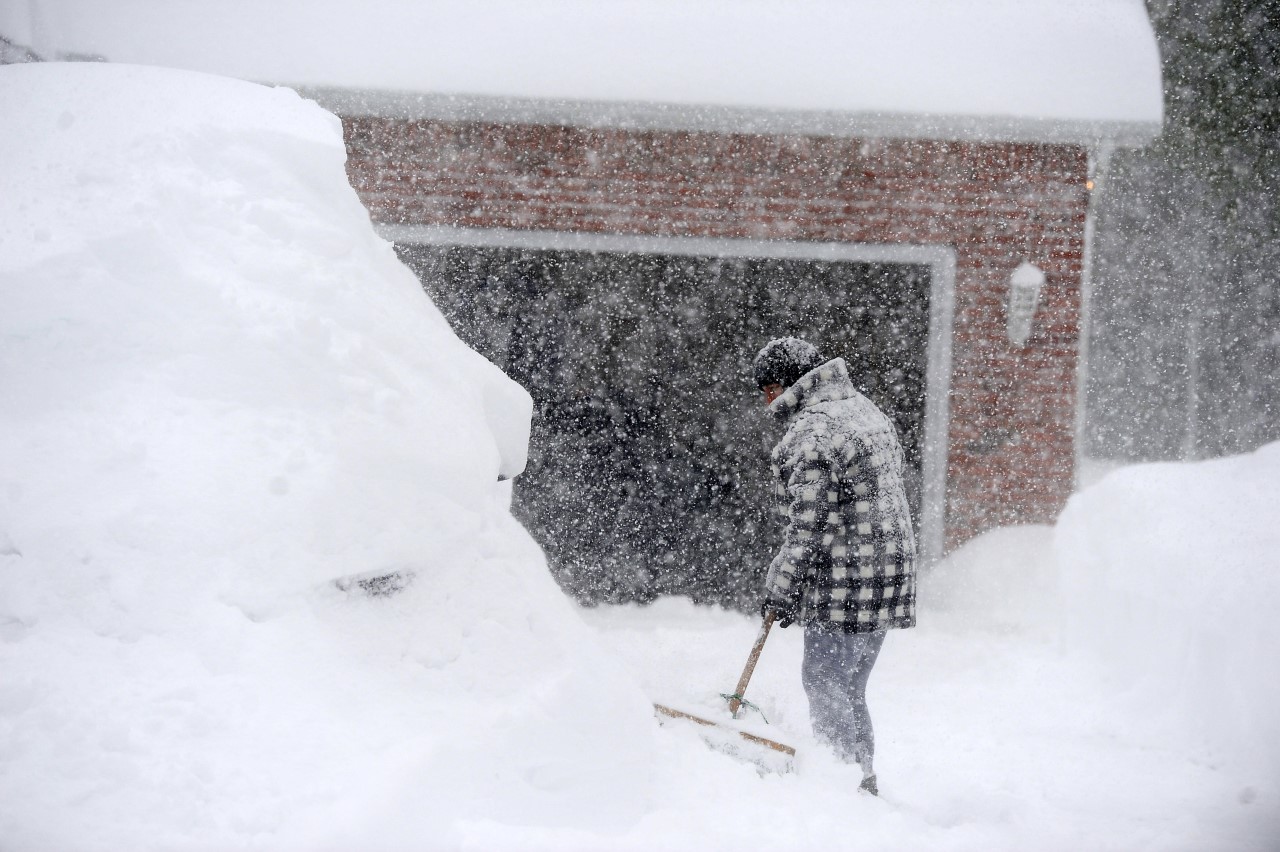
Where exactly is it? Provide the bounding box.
[764,358,917,633]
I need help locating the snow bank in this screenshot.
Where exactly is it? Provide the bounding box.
[919,447,1280,783]
[0,62,653,849]
[1054,443,1280,779]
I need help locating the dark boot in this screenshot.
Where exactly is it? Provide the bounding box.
[859,774,878,796]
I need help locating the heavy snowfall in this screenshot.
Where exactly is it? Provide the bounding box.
[2,8,1279,851]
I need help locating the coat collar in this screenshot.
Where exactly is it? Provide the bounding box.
[768,357,856,422]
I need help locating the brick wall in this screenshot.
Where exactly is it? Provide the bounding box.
[341,117,1090,551]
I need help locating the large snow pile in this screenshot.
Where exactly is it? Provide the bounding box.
[1055,442,1280,780]
[924,444,1280,786]
[0,62,653,848]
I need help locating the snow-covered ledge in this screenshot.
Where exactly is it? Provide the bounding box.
[8,0,1163,148]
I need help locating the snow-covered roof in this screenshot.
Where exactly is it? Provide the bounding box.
[2,0,1163,146]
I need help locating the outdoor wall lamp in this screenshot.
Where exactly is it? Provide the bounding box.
[1007,261,1045,346]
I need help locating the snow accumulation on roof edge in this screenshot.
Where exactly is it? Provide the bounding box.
[2,0,1163,146]
[299,87,1162,147]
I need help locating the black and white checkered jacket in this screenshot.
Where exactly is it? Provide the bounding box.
[764,358,917,633]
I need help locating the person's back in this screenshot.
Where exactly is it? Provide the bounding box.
[765,355,917,632]
[752,338,916,794]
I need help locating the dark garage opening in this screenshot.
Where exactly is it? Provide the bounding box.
[397,243,931,610]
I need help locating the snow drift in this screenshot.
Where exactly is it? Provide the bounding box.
[925,442,1280,790]
[1055,443,1280,780]
[0,62,653,849]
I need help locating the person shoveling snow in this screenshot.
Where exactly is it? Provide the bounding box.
[753,336,918,795]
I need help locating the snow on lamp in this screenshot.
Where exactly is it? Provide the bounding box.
[1006,261,1045,346]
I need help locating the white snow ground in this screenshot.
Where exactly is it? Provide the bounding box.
[1,63,1277,850]
[583,506,1280,851]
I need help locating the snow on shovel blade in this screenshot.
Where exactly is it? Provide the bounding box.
[653,703,795,774]
[653,703,795,756]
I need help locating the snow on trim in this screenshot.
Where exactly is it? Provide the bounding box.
[378,224,955,566]
[305,87,1160,147]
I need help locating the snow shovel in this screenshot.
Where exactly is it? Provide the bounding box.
[653,610,795,759]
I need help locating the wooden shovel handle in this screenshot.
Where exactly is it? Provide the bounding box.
[728,610,775,717]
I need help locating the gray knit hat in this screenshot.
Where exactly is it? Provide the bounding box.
[752,337,824,391]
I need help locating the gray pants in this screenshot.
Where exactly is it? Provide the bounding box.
[801,623,887,776]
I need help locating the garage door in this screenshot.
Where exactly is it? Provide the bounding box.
[397,242,931,610]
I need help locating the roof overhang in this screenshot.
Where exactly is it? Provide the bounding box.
[4,0,1165,149]
[302,85,1162,148]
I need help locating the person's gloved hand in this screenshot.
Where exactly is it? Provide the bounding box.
[760,597,798,628]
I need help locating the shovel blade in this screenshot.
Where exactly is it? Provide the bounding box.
[653,702,796,773]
